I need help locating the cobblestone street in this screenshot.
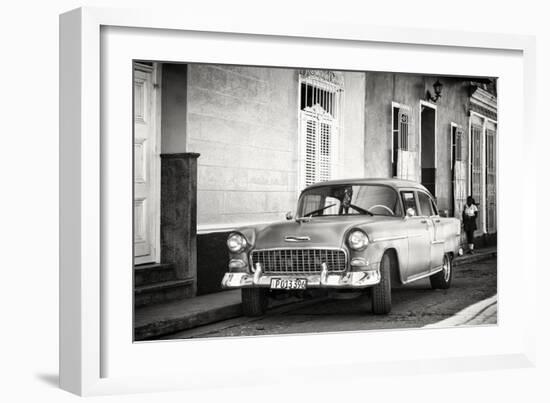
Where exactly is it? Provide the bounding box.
[163,256,497,340]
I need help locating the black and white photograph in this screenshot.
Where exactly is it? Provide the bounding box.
[5,0,548,400]
[132,62,498,341]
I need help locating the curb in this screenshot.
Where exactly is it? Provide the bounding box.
[137,251,497,340]
[135,303,243,340]
[454,249,496,267]
[136,290,328,340]
[160,293,330,340]
[423,294,497,328]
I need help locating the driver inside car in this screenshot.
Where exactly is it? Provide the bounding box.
[338,186,353,215]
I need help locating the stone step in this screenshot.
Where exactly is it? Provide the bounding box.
[134,278,194,308]
[134,263,176,287]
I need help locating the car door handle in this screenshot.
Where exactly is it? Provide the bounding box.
[435,219,441,223]
[420,220,427,224]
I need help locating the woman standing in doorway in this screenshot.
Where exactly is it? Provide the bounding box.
[462,196,479,254]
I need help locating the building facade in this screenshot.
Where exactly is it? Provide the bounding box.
[133,62,497,300]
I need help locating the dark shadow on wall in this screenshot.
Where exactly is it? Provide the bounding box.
[474,233,497,249]
[197,231,232,295]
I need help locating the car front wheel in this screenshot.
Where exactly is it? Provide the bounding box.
[372,252,392,314]
[241,288,269,317]
[430,253,453,289]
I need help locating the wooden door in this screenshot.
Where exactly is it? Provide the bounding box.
[486,124,497,233]
[134,63,160,265]
[470,123,483,214]
[420,103,437,197]
[452,125,467,218]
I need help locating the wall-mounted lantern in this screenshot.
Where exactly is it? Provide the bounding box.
[426,79,443,103]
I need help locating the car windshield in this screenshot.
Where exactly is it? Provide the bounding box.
[297,184,401,218]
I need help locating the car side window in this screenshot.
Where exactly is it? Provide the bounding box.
[401,191,417,216]
[417,192,435,216]
[430,198,439,216]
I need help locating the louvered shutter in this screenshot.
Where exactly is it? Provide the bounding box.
[453,126,467,220]
[395,105,415,181]
[486,128,496,232]
[299,76,342,188]
[319,120,332,182]
[471,124,483,206]
[398,107,410,151]
[456,127,464,161]
[304,116,317,187]
[303,114,336,187]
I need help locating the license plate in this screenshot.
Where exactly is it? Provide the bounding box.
[270,278,307,290]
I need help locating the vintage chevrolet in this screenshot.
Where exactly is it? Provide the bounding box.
[221,178,461,316]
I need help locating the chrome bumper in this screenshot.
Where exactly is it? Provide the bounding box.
[221,262,380,289]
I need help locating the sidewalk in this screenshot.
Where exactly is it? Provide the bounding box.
[135,289,242,340]
[135,246,497,340]
[453,246,497,267]
[134,289,321,340]
[423,294,497,328]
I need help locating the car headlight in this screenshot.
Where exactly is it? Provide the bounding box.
[347,229,369,250]
[227,232,247,253]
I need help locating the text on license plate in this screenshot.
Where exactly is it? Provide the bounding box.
[270,278,307,290]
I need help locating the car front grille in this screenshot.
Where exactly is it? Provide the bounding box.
[251,248,347,274]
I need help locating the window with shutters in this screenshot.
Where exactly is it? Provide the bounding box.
[451,123,466,217]
[451,125,464,163]
[391,103,411,177]
[470,123,483,207]
[486,127,497,233]
[299,74,343,188]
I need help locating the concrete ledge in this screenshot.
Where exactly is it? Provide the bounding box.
[454,247,496,267]
[134,289,242,340]
[134,289,327,340]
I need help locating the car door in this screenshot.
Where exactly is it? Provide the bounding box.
[401,190,431,279]
[417,191,444,270]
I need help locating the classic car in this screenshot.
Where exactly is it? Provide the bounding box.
[221,178,462,316]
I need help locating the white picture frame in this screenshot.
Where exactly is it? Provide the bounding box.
[59,7,537,396]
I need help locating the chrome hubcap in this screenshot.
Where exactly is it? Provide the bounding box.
[442,256,451,282]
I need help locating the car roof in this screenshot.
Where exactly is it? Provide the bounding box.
[303,177,430,193]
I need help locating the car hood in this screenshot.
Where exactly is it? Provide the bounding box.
[251,215,387,250]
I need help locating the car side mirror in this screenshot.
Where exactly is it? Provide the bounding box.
[406,208,416,218]
[285,211,294,220]
[439,209,449,218]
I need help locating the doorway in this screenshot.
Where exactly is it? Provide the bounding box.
[485,121,497,233]
[133,62,161,265]
[420,102,437,196]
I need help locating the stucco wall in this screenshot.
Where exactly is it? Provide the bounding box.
[165,64,471,227]
[364,72,394,178]
[180,65,367,229]
[185,64,299,228]
[429,78,471,211]
[364,72,471,212]
[337,72,366,180]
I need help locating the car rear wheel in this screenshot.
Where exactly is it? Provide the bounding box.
[372,252,392,314]
[430,253,453,289]
[241,288,269,317]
